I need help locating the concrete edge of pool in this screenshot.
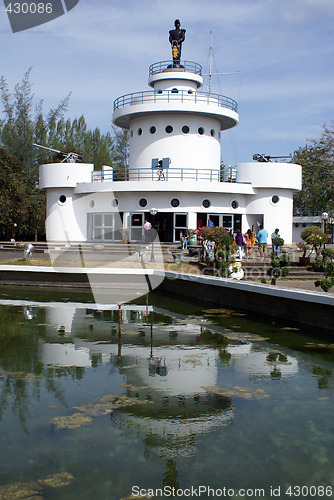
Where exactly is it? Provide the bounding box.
[0,265,333,331]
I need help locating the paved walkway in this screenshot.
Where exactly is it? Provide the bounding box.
[1,245,333,297]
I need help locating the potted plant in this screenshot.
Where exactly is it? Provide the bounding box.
[296,241,311,266]
[187,229,198,246]
[120,228,130,244]
[300,226,327,264]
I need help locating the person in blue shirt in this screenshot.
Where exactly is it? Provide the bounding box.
[208,218,214,227]
[257,224,269,259]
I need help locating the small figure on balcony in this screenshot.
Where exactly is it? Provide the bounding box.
[169,19,186,65]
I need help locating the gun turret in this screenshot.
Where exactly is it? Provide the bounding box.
[253,154,291,163]
[33,143,83,163]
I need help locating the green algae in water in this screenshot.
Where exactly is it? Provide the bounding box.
[0,293,334,499]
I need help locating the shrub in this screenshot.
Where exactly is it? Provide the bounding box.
[314,259,334,292]
[272,236,284,247]
[300,226,327,258]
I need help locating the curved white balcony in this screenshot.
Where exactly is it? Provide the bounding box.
[113,89,239,130]
[91,167,238,183]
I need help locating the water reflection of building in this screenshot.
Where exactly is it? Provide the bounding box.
[3,299,299,462]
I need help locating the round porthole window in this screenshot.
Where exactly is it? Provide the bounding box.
[182,125,190,134]
[198,127,205,135]
[165,125,173,134]
[59,195,67,204]
[231,200,239,209]
[210,129,216,137]
[202,199,211,208]
[171,198,180,207]
[271,195,280,204]
[295,223,299,228]
[139,198,147,207]
[130,130,133,137]
[137,128,142,136]
[112,199,119,207]
[150,126,156,134]
[89,200,95,208]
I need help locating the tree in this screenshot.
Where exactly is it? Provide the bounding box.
[0,148,29,240]
[111,125,129,179]
[0,69,119,239]
[293,122,334,213]
[0,68,70,181]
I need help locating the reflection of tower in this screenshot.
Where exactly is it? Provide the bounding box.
[163,459,180,491]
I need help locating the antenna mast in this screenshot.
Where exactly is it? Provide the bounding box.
[209,31,213,95]
[204,32,242,93]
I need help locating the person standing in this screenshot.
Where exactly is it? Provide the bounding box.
[235,229,244,261]
[144,219,152,243]
[271,228,280,257]
[244,229,254,259]
[257,224,269,259]
[180,231,187,250]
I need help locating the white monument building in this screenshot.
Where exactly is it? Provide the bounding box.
[39,23,302,244]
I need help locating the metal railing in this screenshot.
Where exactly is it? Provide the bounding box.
[293,209,322,217]
[92,167,238,183]
[113,89,238,113]
[149,60,202,76]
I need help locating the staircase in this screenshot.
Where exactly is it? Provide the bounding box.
[242,260,323,282]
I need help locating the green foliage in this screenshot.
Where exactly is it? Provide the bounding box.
[111,125,129,179]
[315,278,334,293]
[0,148,29,239]
[198,226,234,250]
[300,225,327,258]
[272,236,284,247]
[267,252,290,279]
[280,254,290,267]
[0,69,129,239]
[321,248,334,262]
[281,266,290,277]
[293,122,334,213]
[300,226,326,245]
[314,254,334,292]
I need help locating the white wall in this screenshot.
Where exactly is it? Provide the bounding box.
[129,114,221,171]
[245,188,294,243]
[46,189,88,242]
[39,163,93,189]
[237,162,302,190]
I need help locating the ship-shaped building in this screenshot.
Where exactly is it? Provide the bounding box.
[39,22,301,244]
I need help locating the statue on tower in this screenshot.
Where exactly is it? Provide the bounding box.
[169,19,186,66]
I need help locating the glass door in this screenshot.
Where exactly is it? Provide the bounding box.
[174,213,188,242]
[130,213,144,242]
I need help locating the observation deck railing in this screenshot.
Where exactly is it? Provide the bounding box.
[149,60,202,76]
[92,167,238,183]
[113,89,238,113]
[293,209,322,217]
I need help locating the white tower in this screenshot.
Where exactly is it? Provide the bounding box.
[113,60,239,177]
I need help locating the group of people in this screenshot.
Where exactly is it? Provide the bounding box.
[234,226,281,261]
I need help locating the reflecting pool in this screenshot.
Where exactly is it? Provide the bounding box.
[0,288,334,499]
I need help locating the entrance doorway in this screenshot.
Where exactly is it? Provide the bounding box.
[149,212,173,242]
[129,212,174,242]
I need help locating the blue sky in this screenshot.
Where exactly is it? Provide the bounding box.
[0,0,333,165]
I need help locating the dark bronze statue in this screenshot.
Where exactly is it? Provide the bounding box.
[169,19,186,65]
